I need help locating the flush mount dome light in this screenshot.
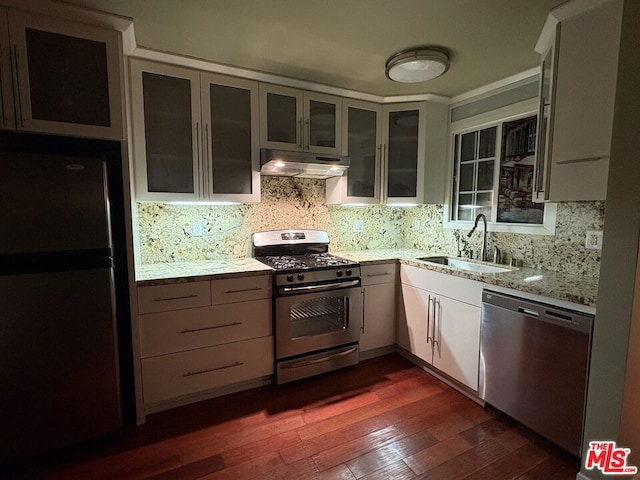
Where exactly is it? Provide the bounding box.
[385,47,450,83]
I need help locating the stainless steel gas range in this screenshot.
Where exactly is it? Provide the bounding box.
[252,230,362,384]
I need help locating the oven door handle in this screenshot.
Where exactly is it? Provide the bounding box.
[280,279,360,294]
[280,346,358,369]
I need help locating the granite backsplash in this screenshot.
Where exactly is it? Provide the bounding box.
[137,177,604,278]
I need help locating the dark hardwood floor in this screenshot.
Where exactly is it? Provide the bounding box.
[2,354,580,479]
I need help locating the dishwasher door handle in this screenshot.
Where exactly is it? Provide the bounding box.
[518,307,539,317]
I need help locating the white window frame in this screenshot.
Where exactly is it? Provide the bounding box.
[443,98,557,235]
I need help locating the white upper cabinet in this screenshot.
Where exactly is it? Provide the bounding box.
[0,9,123,140]
[328,100,448,205]
[534,0,622,202]
[130,59,260,203]
[382,102,426,204]
[326,99,382,204]
[259,84,342,155]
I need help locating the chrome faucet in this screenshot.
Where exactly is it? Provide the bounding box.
[467,213,487,261]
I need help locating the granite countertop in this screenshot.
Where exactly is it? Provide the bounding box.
[136,258,272,287]
[135,249,598,309]
[334,249,599,309]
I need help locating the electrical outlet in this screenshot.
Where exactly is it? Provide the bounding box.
[192,221,204,237]
[353,219,364,233]
[585,230,603,250]
[412,220,421,231]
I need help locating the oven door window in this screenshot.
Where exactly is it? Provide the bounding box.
[290,296,348,338]
[275,286,362,359]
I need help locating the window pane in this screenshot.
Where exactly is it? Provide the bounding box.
[309,100,336,148]
[347,107,376,198]
[266,93,297,143]
[460,132,476,161]
[210,84,252,194]
[477,192,493,210]
[477,160,494,190]
[457,194,474,221]
[479,127,497,159]
[459,163,475,191]
[498,115,544,224]
[142,72,194,193]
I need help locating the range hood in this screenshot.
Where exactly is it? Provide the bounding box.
[260,149,350,179]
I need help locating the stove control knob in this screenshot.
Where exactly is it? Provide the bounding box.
[297,274,305,281]
[336,270,343,277]
[286,275,294,283]
[346,269,352,276]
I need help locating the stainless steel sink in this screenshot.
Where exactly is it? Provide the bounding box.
[417,256,513,274]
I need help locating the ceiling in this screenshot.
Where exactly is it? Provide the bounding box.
[62,0,555,98]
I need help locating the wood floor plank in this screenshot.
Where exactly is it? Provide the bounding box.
[280,414,398,465]
[345,431,438,478]
[418,439,509,480]
[224,414,306,449]
[221,429,300,467]
[464,441,549,480]
[317,463,358,480]
[200,450,284,480]
[267,456,322,479]
[458,416,514,447]
[515,455,580,480]
[492,426,535,453]
[359,460,417,480]
[145,454,224,480]
[302,391,382,425]
[426,414,476,442]
[403,435,473,476]
[394,391,471,437]
[312,425,405,472]
[297,381,444,441]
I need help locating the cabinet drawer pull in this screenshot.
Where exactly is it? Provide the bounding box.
[366,272,392,277]
[224,287,262,294]
[181,361,243,377]
[179,321,242,334]
[154,294,199,302]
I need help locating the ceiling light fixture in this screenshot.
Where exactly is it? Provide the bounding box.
[385,47,450,83]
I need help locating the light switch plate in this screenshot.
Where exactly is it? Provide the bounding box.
[353,219,364,233]
[586,230,603,250]
[192,221,204,237]
[413,220,421,231]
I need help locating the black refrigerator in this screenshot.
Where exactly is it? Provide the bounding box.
[0,150,122,462]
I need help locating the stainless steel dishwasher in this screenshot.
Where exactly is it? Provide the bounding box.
[479,290,593,457]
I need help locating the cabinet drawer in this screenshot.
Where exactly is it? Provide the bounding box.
[138,282,211,314]
[140,299,272,357]
[142,336,273,405]
[211,275,271,305]
[400,265,482,306]
[361,263,397,286]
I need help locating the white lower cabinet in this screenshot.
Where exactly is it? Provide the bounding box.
[141,336,273,405]
[360,263,397,353]
[136,275,273,413]
[398,265,482,391]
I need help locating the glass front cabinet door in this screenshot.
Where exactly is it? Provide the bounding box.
[326,99,382,204]
[382,102,426,204]
[7,10,123,140]
[260,84,342,155]
[130,59,260,203]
